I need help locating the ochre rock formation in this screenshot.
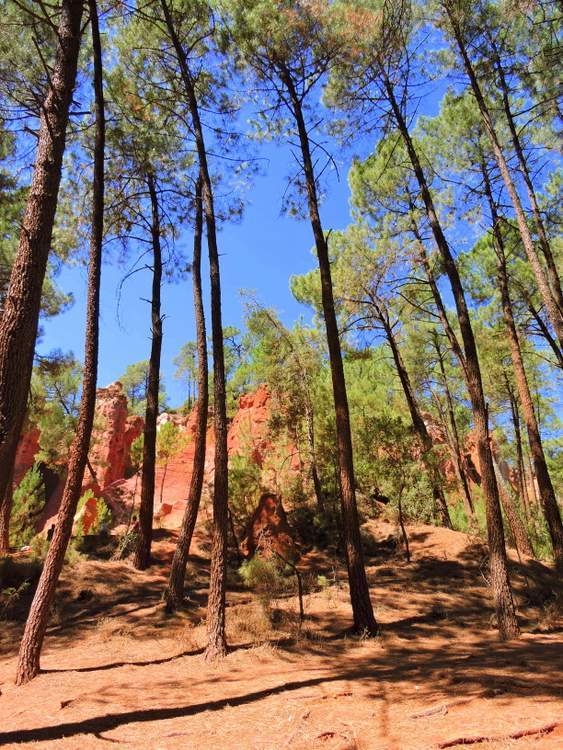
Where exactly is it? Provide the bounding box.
[241,492,296,559]
[228,385,271,466]
[13,427,40,485]
[88,382,130,489]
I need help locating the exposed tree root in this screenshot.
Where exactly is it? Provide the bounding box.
[437,721,560,747]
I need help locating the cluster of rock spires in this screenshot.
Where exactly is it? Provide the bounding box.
[13,383,300,536]
[13,381,524,539]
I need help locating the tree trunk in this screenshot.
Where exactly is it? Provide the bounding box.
[495,235,563,570]
[376,301,451,528]
[134,173,163,571]
[0,463,14,553]
[283,67,377,635]
[164,178,208,612]
[481,159,563,569]
[506,377,530,522]
[433,340,475,518]
[15,0,103,684]
[0,0,83,535]
[385,76,518,638]
[445,5,563,347]
[160,0,229,658]
[490,39,563,315]
[518,286,563,371]
[493,457,534,558]
[159,460,168,507]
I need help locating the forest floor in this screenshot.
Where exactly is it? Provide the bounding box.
[0,519,562,750]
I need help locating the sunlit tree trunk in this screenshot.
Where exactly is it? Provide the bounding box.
[374,301,451,528]
[386,78,518,638]
[0,0,83,540]
[444,3,563,346]
[489,38,563,316]
[165,178,208,611]
[432,328,475,520]
[134,173,163,570]
[15,0,104,684]
[282,66,377,635]
[482,161,563,569]
[160,0,229,657]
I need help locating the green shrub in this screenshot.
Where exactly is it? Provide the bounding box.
[238,556,291,618]
[10,464,46,548]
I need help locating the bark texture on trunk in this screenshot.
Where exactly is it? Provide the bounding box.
[0,0,83,535]
[385,76,518,638]
[134,173,163,571]
[490,39,563,316]
[283,68,377,635]
[160,0,229,658]
[433,338,475,518]
[444,4,563,346]
[0,464,14,553]
[165,179,208,611]
[376,302,451,528]
[15,0,103,684]
[482,161,563,569]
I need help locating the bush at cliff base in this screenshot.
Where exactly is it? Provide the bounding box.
[9,463,46,548]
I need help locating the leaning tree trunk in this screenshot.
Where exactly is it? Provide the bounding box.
[518,288,563,371]
[445,6,563,347]
[0,0,83,537]
[376,302,451,528]
[493,458,534,558]
[481,160,563,569]
[432,336,475,518]
[15,0,104,685]
[385,76,518,639]
[495,232,563,570]
[134,173,163,571]
[164,178,208,611]
[160,0,229,658]
[284,68,377,635]
[490,39,563,315]
[507,387,530,521]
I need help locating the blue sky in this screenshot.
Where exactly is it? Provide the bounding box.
[38,138,357,408]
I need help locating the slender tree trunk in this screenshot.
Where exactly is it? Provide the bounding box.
[482,161,563,568]
[433,342,475,518]
[134,173,163,571]
[385,77,518,638]
[497,242,563,569]
[283,68,377,635]
[493,457,534,557]
[164,178,208,612]
[159,460,168,506]
[15,1,103,684]
[160,0,229,657]
[506,378,530,521]
[444,5,563,346]
[0,463,14,553]
[376,302,451,528]
[518,286,563,370]
[490,40,563,315]
[0,0,83,535]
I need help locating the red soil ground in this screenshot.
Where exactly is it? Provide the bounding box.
[1,520,561,750]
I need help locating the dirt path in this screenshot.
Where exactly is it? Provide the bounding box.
[1,522,561,749]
